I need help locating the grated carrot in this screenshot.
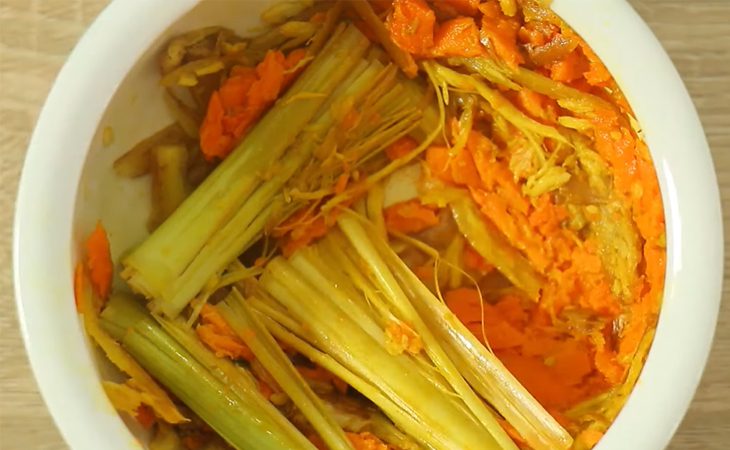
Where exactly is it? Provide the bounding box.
[385,135,418,161]
[200,49,306,160]
[85,221,113,301]
[134,404,156,429]
[346,432,390,450]
[196,304,255,362]
[431,17,483,58]
[478,1,524,68]
[385,0,436,56]
[384,199,440,234]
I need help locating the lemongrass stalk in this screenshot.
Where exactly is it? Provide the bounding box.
[218,289,354,450]
[100,294,316,450]
[255,312,463,450]
[354,217,574,450]
[122,25,371,313]
[260,257,506,450]
[336,214,518,450]
[161,58,389,316]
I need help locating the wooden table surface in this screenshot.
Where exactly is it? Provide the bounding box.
[0,1,728,449]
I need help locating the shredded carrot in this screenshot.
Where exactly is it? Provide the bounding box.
[386,0,436,56]
[384,199,440,234]
[478,1,524,68]
[385,321,423,355]
[200,49,306,160]
[385,135,418,161]
[196,304,255,362]
[514,89,558,124]
[431,17,483,58]
[85,221,113,301]
[498,418,529,449]
[550,48,589,83]
[134,404,156,429]
[432,0,481,16]
[346,432,390,450]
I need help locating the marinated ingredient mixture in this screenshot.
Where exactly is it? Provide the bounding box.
[75,1,665,449]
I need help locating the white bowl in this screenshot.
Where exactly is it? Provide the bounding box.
[13,0,723,449]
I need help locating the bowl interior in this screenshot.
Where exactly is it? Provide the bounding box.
[15,1,722,449]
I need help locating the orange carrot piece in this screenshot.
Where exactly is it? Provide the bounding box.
[550,48,589,83]
[85,221,113,301]
[386,0,436,56]
[334,173,350,195]
[479,1,524,68]
[134,404,156,429]
[425,145,454,183]
[200,50,301,160]
[384,199,440,234]
[196,304,255,362]
[433,0,480,16]
[200,91,233,160]
[281,216,330,257]
[431,17,483,58]
[385,136,418,161]
[346,432,390,450]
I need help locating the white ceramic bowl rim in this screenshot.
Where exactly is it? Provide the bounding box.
[14,1,723,450]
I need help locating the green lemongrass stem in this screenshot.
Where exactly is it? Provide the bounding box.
[298,233,466,401]
[289,246,385,341]
[100,294,316,450]
[218,289,353,450]
[260,260,504,450]
[358,219,574,450]
[336,214,518,450]
[122,25,370,313]
[255,312,458,450]
[321,66,444,213]
[153,54,404,316]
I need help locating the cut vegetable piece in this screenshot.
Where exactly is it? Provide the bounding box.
[351,0,418,77]
[340,214,572,450]
[218,289,354,450]
[256,217,530,449]
[100,293,317,450]
[148,144,190,231]
[450,195,543,300]
[122,26,373,317]
[424,61,567,144]
[75,266,186,424]
[113,123,187,178]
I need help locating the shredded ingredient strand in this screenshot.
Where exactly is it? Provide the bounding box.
[196,304,255,361]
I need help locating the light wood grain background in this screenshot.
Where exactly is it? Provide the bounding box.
[0,1,728,449]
